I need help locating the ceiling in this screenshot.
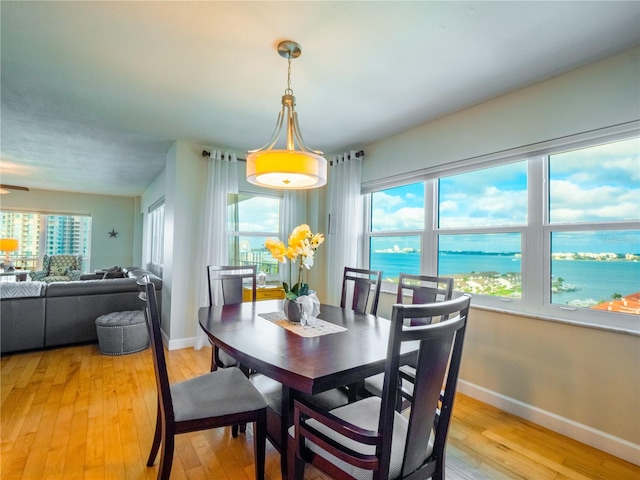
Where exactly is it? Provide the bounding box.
[1,1,639,197]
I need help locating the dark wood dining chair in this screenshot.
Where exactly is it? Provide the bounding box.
[137,276,267,480]
[289,294,471,480]
[338,267,383,402]
[362,273,455,409]
[206,265,257,372]
[396,273,454,325]
[340,266,383,315]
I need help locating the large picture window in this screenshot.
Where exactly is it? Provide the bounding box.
[365,134,640,331]
[546,138,640,314]
[0,211,91,270]
[369,182,424,282]
[227,193,281,275]
[148,200,165,277]
[438,161,527,298]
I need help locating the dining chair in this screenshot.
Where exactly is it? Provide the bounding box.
[206,265,257,372]
[289,294,471,480]
[338,267,383,402]
[340,267,383,315]
[207,265,258,436]
[137,276,267,480]
[362,273,454,409]
[396,273,454,325]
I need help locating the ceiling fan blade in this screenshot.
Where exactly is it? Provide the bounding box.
[0,184,29,191]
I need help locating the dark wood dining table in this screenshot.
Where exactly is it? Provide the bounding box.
[198,299,417,478]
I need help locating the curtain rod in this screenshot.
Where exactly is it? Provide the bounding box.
[202,149,365,163]
[201,150,246,162]
[329,150,364,166]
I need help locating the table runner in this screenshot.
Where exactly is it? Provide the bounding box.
[259,311,347,338]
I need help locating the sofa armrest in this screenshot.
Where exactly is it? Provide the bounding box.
[30,270,47,281]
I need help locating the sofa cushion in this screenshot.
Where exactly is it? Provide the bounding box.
[45,278,140,296]
[0,281,46,298]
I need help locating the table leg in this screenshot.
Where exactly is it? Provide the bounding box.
[280,385,294,480]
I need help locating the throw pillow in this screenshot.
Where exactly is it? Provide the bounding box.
[49,264,67,276]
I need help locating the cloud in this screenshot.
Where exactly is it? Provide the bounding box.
[372,191,405,211]
[237,196,280,232]
[439,186,527,227]
[372,206,424,230]
[550,179,640,222]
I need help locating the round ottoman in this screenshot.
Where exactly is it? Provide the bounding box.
[95,310,149,355]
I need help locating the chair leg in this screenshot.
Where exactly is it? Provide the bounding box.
[232,424,239,438]
[147,402,162,466]
[347,380,363,403]
[157,432,174,480]
[433,454,445,480]
[287,432,305,480]
[253,410,267,480]
[210,349,218,372]
[294,457,305,480]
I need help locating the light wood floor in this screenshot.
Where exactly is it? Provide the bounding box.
[2,344,637,480]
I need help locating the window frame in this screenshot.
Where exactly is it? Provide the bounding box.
[148,199,165,278]
[363,126,640,333]
[226,191,282,279]
[0,209,92,271]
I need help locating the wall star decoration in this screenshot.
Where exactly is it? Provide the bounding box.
[108,229,118,238]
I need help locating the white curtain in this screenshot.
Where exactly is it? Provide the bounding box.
[326,151,363,305]
[279,190,306,286]
[194,151,238,350]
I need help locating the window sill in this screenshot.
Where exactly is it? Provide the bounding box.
[469,303,640,337]
[379,285,639,337]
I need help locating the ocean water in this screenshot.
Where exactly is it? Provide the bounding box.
[370,251,640,303]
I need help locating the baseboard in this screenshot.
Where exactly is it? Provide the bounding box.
[166,334,197,351]
[457,380,640,466]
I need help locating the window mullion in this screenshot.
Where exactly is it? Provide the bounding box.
[524,156,546,312]
[424,179,437,275]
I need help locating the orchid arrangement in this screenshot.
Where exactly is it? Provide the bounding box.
[265,224,324,300]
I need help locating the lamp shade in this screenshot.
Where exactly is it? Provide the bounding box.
[0,238,19,252]
[246,150,327,189]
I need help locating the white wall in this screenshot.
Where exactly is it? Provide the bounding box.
[0,188,138,270]
[151,141,208,345]
[363,47,639,184]
[362,47,640,463]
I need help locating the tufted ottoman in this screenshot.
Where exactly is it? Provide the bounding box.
[95,310,149,355]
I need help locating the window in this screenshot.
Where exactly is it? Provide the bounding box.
[365,134,640,331]
[227,193,281,275]
[368,182,424,282]
[0,211,91,270]
[437,161,527,298]
[546,138,640,315]
[149,201,165,277]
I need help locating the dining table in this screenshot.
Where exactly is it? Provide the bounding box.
[198,299,418,479]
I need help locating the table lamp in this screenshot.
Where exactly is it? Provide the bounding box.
[0,238,19,271]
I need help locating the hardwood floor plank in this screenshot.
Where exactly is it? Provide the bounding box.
[2,344,639,480]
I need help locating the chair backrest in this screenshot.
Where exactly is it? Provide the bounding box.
[207,265,256,306]
[377,294,470,479]
[137,276,174,424]
[44,254,82,275]
[396,273,454,326]
[340,267,382,315]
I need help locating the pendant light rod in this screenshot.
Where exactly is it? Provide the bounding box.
[246,40,327,190]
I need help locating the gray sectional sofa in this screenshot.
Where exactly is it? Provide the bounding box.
[1,268,162,354]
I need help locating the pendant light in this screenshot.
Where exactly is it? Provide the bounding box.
[246,41,327,190]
